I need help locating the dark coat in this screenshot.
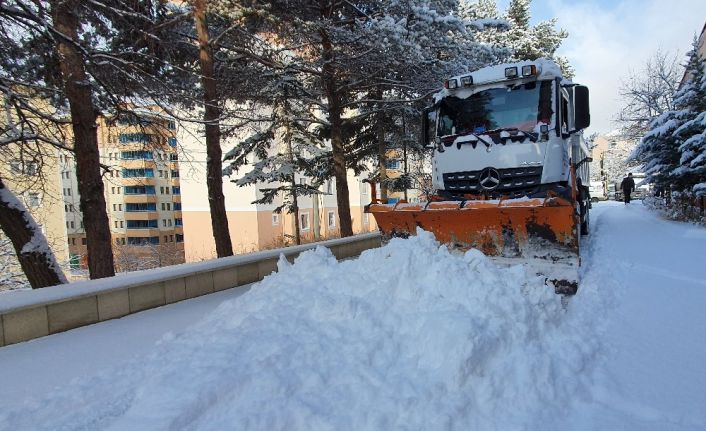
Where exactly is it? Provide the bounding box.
[621,177,635,193]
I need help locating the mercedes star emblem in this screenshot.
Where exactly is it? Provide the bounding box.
[479,167,501,190]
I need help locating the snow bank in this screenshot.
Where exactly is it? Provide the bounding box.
[0,230,601,430]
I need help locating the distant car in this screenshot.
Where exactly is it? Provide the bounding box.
[588,181,606,202]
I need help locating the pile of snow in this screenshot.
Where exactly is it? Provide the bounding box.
[0,230,602,430]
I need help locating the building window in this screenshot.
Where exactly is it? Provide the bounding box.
[118,133,152,144]
[10,160,39,175]
[81,237,87,245]
[70,221,75,229]
[113,204,117,211]
[171,170,179,178]
[168,137,177,147]
[170,154,178,161]
[115,220,119,228]
[162,219,167,227]
[120,221,124,228]
[72,238,76,245]
[327,211,336,228]
[124,186,155,195]
[175,234,184,243]
[111,187,115,194]
[122,168,154,178]
[158,170,163,178]
[125,203,156,212]
[80,221,83,228]
[10,160,22,174]
[170,234,174,242]
[168,219,172,227]
[126,219,158,229]
[26,193,40,207]
[272,213,279,226]
[166,203,171,211]
[164,235,168,243]
[174,218,182,226]
[173,202,182,211]
[166,187,170,195]
[117,187,121,194]
[167,120,176,130]
[161,203,165,211]
[121,151,153,160]
[127,236,160,246]
[300,213,310,231]
[385,159,401,170]
[326,180,334,194]
[172,186,180,195]
[299,177,307,185]
[121,237,125,245]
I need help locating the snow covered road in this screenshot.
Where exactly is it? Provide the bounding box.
[0,201,704,430]
[563,201,706,430]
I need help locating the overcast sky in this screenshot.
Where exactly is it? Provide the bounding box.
[498,0,706,136]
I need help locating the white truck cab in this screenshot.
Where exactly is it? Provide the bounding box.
[424,59,591,203]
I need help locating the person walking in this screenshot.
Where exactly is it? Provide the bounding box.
[620,173,636,204]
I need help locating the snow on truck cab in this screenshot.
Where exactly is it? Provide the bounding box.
[367,59,591,294]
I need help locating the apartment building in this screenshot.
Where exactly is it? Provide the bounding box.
[178,124,378,262]
[0,144,70,281]
[62,108,185,271]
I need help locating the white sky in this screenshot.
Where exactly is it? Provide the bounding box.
[541,0,706,136]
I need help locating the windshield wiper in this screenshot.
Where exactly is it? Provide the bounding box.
[450,130,494,150]
[485,127,539,143]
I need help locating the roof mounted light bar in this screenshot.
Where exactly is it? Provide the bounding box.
[444,78,458,89]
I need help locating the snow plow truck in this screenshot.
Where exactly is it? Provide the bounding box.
[366,59,591,294]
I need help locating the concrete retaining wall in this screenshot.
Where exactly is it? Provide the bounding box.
[0,233,381,347]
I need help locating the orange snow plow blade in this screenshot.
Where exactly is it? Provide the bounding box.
[367,196,580,294]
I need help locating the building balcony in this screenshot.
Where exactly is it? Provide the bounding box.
[124,227,161,237]
[122,177,156,187]
[124,211,159,221]
[123,194,158,204]
[120,159,157,169]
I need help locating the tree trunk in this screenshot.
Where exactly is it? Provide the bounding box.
[403,115,408,202]
[52,0,115,279]
[285,130,301,245]
[0,178,68,288]
[193,0,233,257]
[375,87,388,202]
[320,27,353,237]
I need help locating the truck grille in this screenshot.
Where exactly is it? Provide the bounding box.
[443,166,543,199]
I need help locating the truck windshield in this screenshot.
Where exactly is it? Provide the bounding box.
[437,80,553,136]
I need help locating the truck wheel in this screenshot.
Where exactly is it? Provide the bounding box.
[581,210,590,236]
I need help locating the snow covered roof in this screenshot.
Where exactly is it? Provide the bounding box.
[434,58,563,102]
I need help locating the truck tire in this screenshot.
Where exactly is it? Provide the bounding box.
[581,210,589,236]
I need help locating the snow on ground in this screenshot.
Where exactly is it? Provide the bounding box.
[561,201,706,430]
[0,201,704,430]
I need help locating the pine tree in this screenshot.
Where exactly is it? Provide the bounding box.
[223,68,326,245]
[673,41,706,196]
[216,0,503,237]
[460,0,573,77]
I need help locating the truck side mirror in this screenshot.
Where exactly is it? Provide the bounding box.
[574,86,590,130]
[422,107,436,149]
